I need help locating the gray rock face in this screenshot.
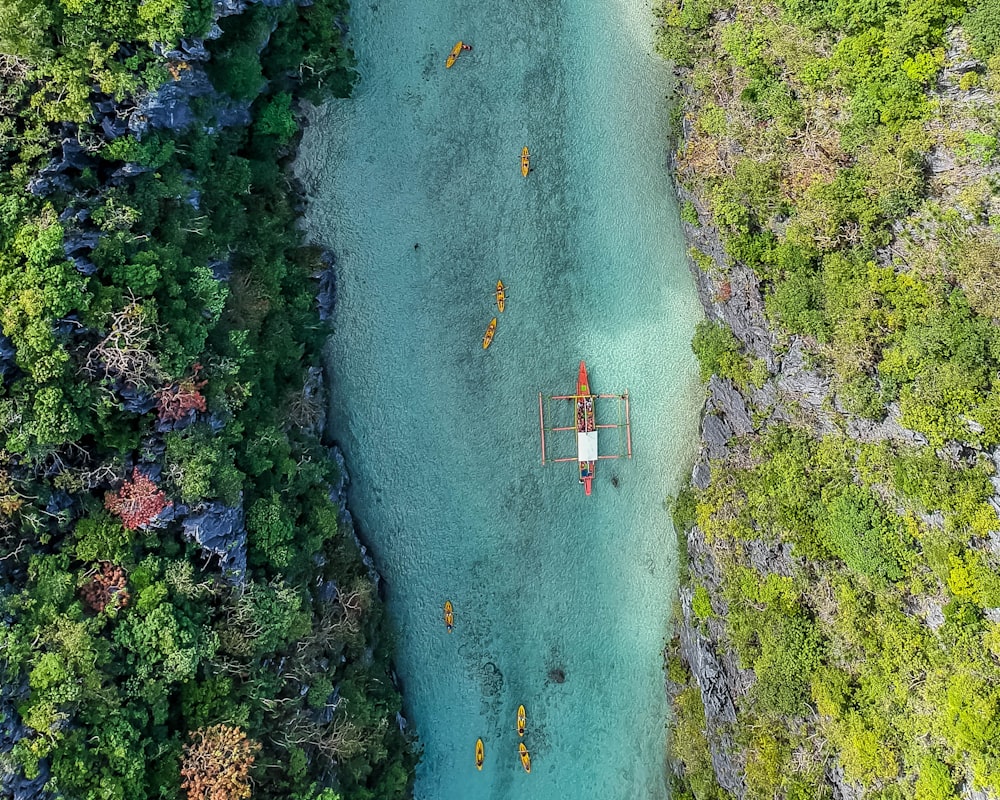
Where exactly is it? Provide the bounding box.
[963,783,1000,800]
[691,377,755,489]
[214,0,248,18]
[691,456,711,490]
[844,402,927,446]
[744,538,795,577]
[298,366,327,439]
[27,173,72,197]
[720,264,779,371]
[707,376,754,436]
[153,38,212,62]
[315,251,337,322]
[777,337,830,410]
[0,333,16,382]
[827,764,864,800]
[0,682,53,800]
[701,413,732,460]
[181,502,248,583]
[677,585,747,798]
[129,67,252,136]
[0,766,51,800]
[63,231,100,258]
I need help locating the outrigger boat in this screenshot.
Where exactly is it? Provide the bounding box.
[517,705,526,736]
[521,146,530,177]
[537,360,633,496]
[444,600,454,633]
[519,742,531,773]
[446,41,463,68]
[496,280,506,313]
[475,738,484,770]
[482,317,497,349]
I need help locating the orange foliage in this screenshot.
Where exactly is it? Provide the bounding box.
[80,562,130,613]
[157,363,208,423]
[180,725,261,800]
[104,467,171,530]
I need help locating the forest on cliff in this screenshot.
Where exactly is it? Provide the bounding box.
[660,0,1000,798]
[0,0,415,798]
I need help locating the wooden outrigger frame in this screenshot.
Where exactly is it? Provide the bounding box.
[537,390,633,466]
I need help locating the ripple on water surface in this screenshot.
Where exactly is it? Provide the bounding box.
[295,1,703,798]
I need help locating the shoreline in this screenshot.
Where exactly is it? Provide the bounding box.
[661,7,1000,798]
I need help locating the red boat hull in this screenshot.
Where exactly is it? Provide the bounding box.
[577,361,595,496]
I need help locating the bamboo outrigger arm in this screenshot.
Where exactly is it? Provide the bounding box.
[537,389,633,468]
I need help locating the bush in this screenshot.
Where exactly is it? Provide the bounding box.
[966,0,1000,58]
[820,484,906,583]
[180,725,261,800]
[691,320,754,386]
[692,584,714,621]
[681,200,700,225]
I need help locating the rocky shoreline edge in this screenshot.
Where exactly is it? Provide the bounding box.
[664,113,1000,800]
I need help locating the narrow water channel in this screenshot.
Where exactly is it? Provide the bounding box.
[295,1,703,797]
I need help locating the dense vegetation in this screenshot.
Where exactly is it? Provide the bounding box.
[0,1,415,798]
[659,0,1000,797]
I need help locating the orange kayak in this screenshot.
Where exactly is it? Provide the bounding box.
[517,704,526,736]
[521,147,530,177]
[446,41,463,68]
[482,317,497,349]
[519,742,531,773]
[444,600,454,633]
[496,280,506,313]
[475,738,484,770]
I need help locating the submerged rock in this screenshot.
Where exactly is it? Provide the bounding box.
[315,250,337,322]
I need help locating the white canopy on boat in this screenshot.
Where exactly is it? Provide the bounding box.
[577,430,598,461]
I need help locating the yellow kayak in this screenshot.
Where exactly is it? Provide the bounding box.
[519,742,531,773]
[517,704,526,736]
[521,147,530,177]
[482,317,497,349]
[496,280,506,314]
[446,41,463,68]
[444,600,454,633]
[475,738,484,770]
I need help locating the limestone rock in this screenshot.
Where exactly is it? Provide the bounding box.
[707,375,754,436]
[677,586,746,798]
[181,501,248,583]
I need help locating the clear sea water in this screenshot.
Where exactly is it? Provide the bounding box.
[294,1,703,797]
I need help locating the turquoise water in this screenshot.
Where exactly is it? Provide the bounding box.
[294,1,703,797]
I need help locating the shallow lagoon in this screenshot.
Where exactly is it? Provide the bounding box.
[295,1,703,796]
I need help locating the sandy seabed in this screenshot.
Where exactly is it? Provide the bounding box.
[294,2,704,798]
